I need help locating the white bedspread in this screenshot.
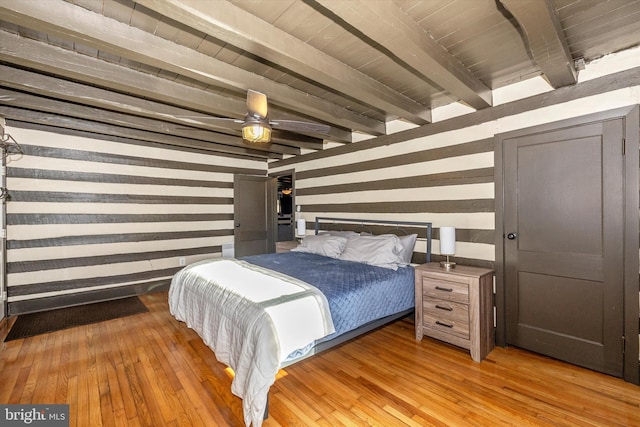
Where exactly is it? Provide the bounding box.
[168,258,335,427]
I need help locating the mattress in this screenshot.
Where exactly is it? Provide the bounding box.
[169,258,334,427]
[242,251,415,341]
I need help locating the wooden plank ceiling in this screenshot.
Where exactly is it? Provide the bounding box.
[0,0,639,160]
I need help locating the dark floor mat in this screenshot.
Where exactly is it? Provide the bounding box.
[4,296,149,341]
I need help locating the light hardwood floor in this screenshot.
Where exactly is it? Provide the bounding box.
[1,292,639,426]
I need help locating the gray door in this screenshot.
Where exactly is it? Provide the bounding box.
[233,174,276,257]
[503,119,624,377]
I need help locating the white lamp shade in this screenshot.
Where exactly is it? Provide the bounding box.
[440,227,456,255]
[296,218,306,236]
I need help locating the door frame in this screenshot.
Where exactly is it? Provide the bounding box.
[494,105,639,384]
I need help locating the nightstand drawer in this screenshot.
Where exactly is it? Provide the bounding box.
[423,311,470,339]
[423,299,469,324]
[422,277,469,304]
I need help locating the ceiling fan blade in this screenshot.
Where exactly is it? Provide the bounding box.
[270,120,331,134]
[247,90,268,119]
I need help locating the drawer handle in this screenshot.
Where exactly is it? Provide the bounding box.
[435,304,453,312]
[436,320,454,328]
[435,286,453,292]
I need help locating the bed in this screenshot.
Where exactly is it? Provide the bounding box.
[169,217,432,426]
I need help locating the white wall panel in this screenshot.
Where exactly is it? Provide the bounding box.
[13,155,234,182]
[8,221,235,239]
[9,178,234,197]
[8,202,232,214]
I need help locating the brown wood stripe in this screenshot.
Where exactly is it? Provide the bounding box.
[7,213,233,225]
[8,167,234,188]
[304,199,494,214]
[7,229,234,249]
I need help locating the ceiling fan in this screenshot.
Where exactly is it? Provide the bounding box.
[182,90,332,143]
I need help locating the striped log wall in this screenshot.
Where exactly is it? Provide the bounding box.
[3,64,638,316]
[270,66,640,271]
[5,125,265,314]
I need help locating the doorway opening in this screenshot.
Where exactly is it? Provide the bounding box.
[275,172,294,242]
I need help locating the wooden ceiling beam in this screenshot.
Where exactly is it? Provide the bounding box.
[0,63,240,137]
[0,31,350,145]
[268,131,326,151]
[500,0,577,88]
[0,98,287,160]
[313,0,492,110]
[0,0,380,136]
[135,0,431,125]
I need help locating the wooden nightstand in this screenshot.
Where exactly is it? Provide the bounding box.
[276,240,299,253]
[414,262,495,362]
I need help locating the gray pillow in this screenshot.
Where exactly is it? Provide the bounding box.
[291,234,348,258]
[339,234,404,270]
[397,234,418,265]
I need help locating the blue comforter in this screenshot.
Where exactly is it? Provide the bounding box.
[242,251,415,340]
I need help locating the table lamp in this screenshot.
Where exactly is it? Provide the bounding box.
[440,226,456,270]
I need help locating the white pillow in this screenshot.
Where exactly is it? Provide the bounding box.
[339,234,404,270]
[397,234,418,265]
[291,234,348,258]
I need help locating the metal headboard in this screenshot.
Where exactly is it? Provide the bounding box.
[313,216,432,263]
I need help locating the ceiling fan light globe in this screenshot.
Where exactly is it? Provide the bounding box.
[242,123,271,143]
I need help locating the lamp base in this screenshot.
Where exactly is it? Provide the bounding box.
[440,261,456,270]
